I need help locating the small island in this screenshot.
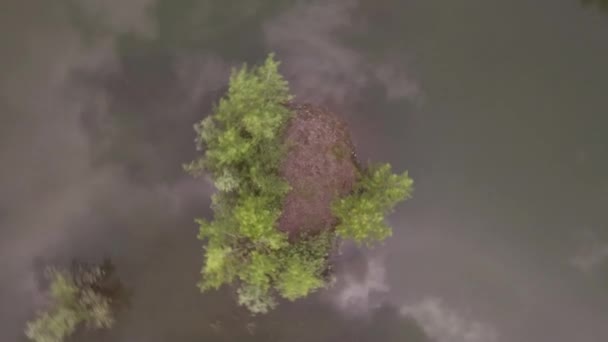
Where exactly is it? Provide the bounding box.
[185,54,413,314]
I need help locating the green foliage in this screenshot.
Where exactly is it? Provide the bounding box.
[241,252,281,291]
[184,54,293,196]
[187,54,332,313]
[276,233,331,300]
[187,54,413,314]
[25,263,118,342]
[233,196,285,249]
[199,242,239,291]
[332,163,413,245]
[277,255,325,300]
[237,284,277,315]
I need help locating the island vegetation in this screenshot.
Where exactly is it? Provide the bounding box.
[185,54,413,314]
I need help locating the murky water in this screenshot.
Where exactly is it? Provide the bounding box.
[1,1,607,341]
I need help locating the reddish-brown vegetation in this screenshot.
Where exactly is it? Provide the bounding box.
[278,103,360,238]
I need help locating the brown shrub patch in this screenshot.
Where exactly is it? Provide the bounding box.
[278,103,360,239]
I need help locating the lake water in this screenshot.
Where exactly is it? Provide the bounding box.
[1,1,607,341]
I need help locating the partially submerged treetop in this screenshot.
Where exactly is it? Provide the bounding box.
[25,260,126,342]
[186,54,413,314]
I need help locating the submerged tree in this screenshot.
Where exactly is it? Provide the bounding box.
[25,260,126,342]
[581,0,608,12]
[186,54,413,314]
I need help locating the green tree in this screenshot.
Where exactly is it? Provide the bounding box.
[25,261,124,342]
[275,233,331,300]
[332,163,413,245]
[187,54,310,313]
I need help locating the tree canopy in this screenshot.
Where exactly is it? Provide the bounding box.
[186,53,413,314]
[25,260,124,342]
[333,163,413,245]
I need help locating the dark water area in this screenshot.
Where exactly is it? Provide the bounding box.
[1,0,608,341]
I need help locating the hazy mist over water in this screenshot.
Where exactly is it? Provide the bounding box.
[1,0,608,341]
